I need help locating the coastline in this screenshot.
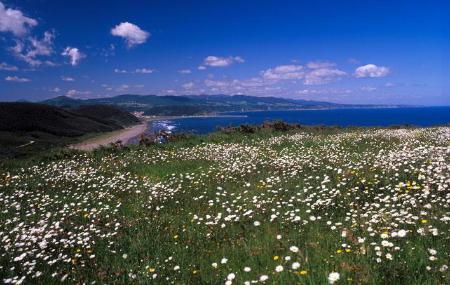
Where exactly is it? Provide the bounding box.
[69,121,149,151]
[68,114,247,151]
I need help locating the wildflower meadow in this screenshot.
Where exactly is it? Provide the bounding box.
[0,127,449,284]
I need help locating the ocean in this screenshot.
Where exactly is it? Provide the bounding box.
[145,107,450,135]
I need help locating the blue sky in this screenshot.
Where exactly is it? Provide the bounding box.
[0,0,448,105]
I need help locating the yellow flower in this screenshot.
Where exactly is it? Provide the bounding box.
[174,235,179,239]
[336,249,343,254]
[421,219,428,224]
[148,268,156,273]
[273,255,279,261]
[299,270,307,275]
[345,249,352,253]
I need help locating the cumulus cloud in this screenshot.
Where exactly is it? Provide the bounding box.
[178,69,191,74]
[261,62,345,85]
[111,22,149,47]
[0,3,59,68]
[355,64,389,78]
[203,56,244,67]
[304,68,346,85]
[261,65,304,80]
[61,76,75,81]
[12,31,55,66]
[0,2,37,36]
[0,62,18,71]
[62,47,85,66]
[5,75,30,82]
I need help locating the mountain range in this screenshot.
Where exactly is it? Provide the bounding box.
[41,94,396,116]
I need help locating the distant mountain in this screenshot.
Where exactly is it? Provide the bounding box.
[0,102,139,157]
[42,94,361,116]
[42,95,84,108]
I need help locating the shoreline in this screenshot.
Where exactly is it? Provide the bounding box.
[68,114,247,151]
[69,121,149,151]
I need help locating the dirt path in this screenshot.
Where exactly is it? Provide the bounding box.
[69,122,148,151]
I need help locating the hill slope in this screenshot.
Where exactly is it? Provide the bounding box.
[0,103,139,157]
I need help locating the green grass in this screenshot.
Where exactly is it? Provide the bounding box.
[0,126,449,284]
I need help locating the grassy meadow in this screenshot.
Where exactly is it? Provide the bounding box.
[0,126,449,284]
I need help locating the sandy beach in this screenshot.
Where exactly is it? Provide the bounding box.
[69,121,148,151]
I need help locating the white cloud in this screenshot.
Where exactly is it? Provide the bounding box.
[62,47,85,66]
[182,82,195,89]
[203,55,244,67]
[12,31,55,66]
[5,75,30,82]
[261,64,304,80]
[66,89,91,97]
[198,65,206,70]
[178,69,191,74]
[0,2,37,36]
[51,87,60,92]
[355,64,389,78]
[304,68,346,85]
[135,68,154,74]
[61,76,75,81]
[111,22,149,47]
[0,62,18,71]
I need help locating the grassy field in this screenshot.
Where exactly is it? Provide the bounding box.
[0,126,449,284]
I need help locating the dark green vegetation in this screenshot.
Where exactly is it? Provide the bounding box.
[42,94,397,116]
[0,102,139,158]
[0,126,448,284]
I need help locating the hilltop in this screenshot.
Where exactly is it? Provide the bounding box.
[0,103,139,157]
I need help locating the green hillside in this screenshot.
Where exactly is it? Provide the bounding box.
[0,103,139,157]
